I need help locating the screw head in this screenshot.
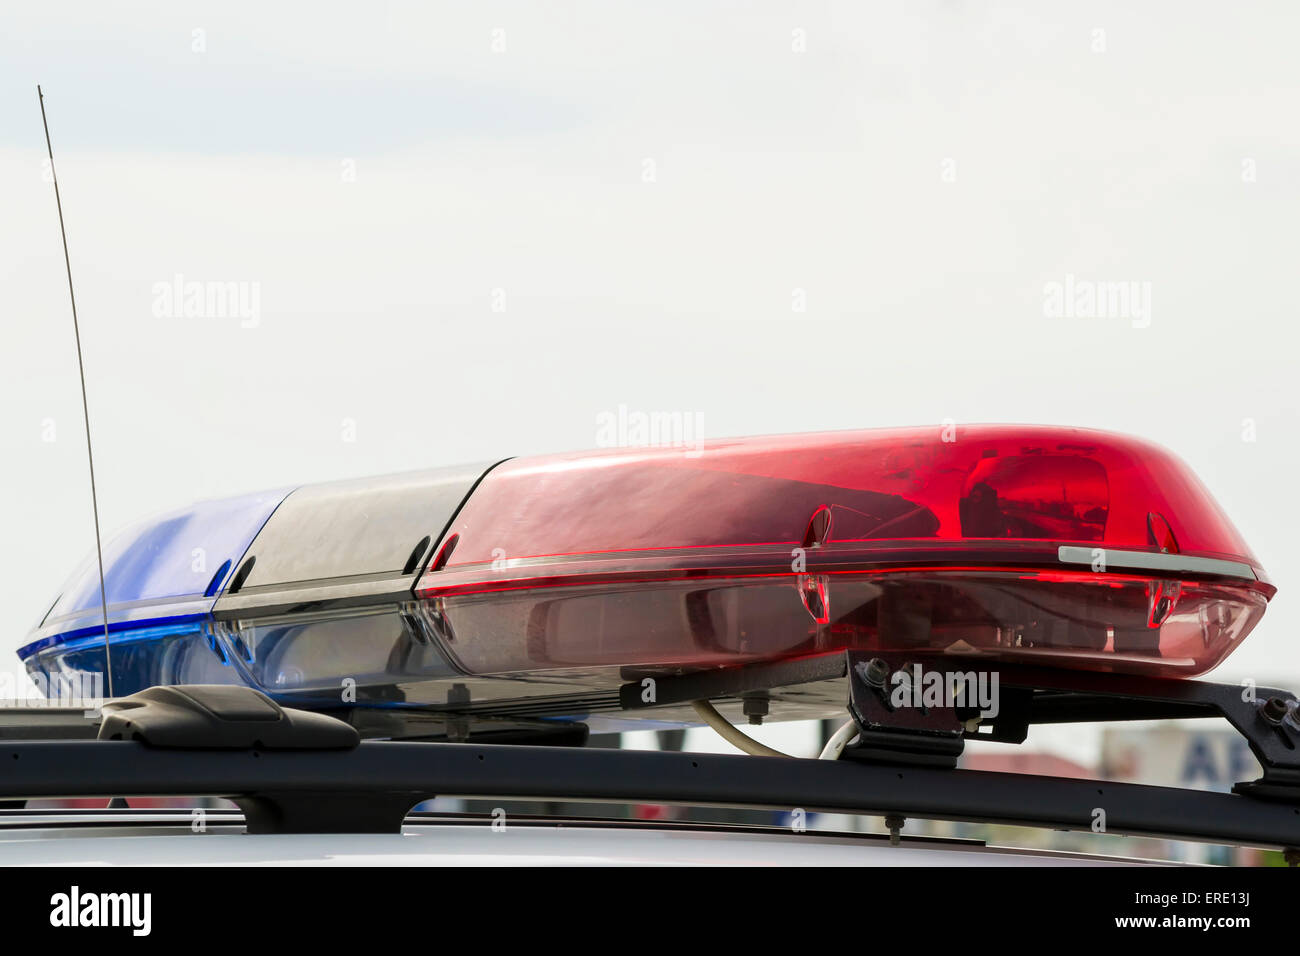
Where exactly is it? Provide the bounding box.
[1261,696,1290,724]
[863,657,891,688]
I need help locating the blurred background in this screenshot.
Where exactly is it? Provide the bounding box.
[2,1,1297,861]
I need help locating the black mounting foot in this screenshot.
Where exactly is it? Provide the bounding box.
[234,791,430,834]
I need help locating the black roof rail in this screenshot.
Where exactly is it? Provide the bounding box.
[0,724,1297,845]
[0,663,1296,846]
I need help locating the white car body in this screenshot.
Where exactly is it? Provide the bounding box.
[0,811,1161,865]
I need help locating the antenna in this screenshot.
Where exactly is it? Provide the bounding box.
[37,86,114,699]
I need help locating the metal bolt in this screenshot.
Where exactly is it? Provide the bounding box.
[863,657,891,688]
[1261,696,1290,725]
[742,693,770,726]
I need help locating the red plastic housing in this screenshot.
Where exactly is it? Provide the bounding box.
[416,426,1272,678]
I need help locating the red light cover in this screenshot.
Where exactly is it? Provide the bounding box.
[416,427,1272,678]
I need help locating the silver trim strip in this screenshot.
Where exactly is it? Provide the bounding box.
[1057,546,1257,581]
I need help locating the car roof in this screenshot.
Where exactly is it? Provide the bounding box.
[0,811,1161,866]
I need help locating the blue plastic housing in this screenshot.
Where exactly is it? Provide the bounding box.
[19,488,290,695]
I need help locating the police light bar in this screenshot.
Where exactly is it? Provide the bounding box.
[18,427,1273,721]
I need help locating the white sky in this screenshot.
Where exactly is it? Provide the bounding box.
[2,1,1298,699]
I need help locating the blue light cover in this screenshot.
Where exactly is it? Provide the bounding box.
[19,488,290,693]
